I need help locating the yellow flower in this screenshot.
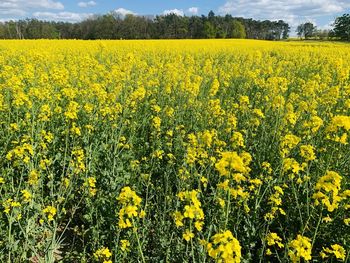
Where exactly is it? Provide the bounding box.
[152,116,161,131]
[215,151,248,176]
[313,171,342,212]
[43,205,57,221]
[94,247,112,262]
[280,134,301,157]
[120,239,130,252]
[200,176,208,188]
[288,235,312,262]
[283,158,302,175]
[322,244,346,261]
[21,189,32,202]
[117,187,143,229]
[331,244,346,261]
[266,232,284,248]
[207,230,241,263]
[3,198,21,214]
[231,131,245,148]
[322,216,332,223]
[266,248,272,255]
[344,218,350,226]
[139,209,146,218]
[183,229,194,241]
[194,221,204,231]
[84,177,97,196]
[173,211,184,227]
[300,145,316,161]
[201,130,214,147]
[210,78,220,96]
[64,101,79,120]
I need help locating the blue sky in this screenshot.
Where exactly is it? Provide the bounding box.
[1,0,350,30]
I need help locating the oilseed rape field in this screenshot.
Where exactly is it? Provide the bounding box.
[0,39,349,262]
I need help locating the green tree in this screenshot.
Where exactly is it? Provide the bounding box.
[229,20,246,38]
[304,22,316,39]
[296,22,316,39]
[333,14,350,41]
[296,24,304,39]
[204,21,216,38]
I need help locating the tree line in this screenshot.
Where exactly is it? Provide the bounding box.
[296,14,350,41]
[0,11,290,40]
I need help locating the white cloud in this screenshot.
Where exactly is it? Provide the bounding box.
[78,1,96,8]
[33,11,92,22]
[114,7,136,17]
[0,8,26,16]
[25,0,64,10]
[187,7,199,15]
[218,0,350,27]
[0,0,64,17]
[163,9,184,16]
[0,2,18,9]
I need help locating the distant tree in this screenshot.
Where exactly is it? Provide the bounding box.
[0,23,5,38]
[328,29,336,39]
[188,16,205,38]
[333,14,350,41]
[5,21,18,39]
[296,22,316,39]
[282,22,290,39]
[216,18,229,38]
[314,29,330,40]
[94,14,117,39]
[229,20,246,38]
[0,12,291,41]
[304,22,316,39]
[275,20,289,40]
[208,11,215,22]
[204,21,216,39]
[296,24,304,39]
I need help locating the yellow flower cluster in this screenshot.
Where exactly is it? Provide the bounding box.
[174,190,204,241]
[326,115,350,144]
[265,232,284,256]
[94,247,112,263]
[300,145,316,162]
[206,230,241,263]
[185,130,218,167]
[21,189,32,203]
[70,148,86,174]
[117,187,145,229]
[264,186,286,221]
[280,134,301,157]
[28,169,39,185]
[6,142,34,165]
[320,244,346,261]
[215,151,250,176]
[288,235,312,263]
[3,198,21,214]
[266,232,284,248]
[84,177,97,196]
[120,239,130,252]
[313,171,342,212]
[42,205,57,222]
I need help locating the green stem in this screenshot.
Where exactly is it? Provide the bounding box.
[190,221,196,263]
[291,180,304,228]
[311,209,323,248]
[134,228,146,263]
[224,189,231,229]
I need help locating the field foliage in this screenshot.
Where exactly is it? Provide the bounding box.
[0,40,349,262]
